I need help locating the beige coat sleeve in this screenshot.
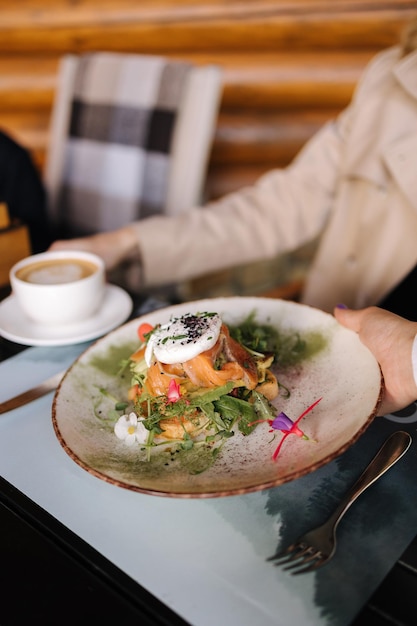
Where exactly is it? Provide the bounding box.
[134,108,352,287]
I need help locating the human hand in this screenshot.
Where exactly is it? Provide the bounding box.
[49,226,140,270]
[334,305,417,416]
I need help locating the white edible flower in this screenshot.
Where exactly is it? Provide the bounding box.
[114,412,148,446]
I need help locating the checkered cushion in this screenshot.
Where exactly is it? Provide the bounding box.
[45,53,221,237]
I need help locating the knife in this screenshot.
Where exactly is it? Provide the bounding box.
[0,370,66,415]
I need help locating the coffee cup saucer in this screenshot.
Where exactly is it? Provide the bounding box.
[0,284,133,346]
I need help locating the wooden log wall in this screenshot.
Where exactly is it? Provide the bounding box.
[0,0,414,298]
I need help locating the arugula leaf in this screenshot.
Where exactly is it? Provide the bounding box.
[189,382,236,406]
[214,394,256,435]
[252,391,276,420]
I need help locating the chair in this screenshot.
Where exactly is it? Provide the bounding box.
[44,52,222,238]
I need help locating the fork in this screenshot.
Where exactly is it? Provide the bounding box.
[268,430,412,574]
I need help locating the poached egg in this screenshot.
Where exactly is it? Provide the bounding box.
[145,312,222,365]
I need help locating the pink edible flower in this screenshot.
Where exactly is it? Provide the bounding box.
[249,397,322,460]
[270,412,306,438]
[167,379,181,403]
[271,397,322,460]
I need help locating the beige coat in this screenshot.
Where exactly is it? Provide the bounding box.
[136,46,417,313]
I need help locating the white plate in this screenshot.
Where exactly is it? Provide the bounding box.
[52,297,383,498]
[0,284,133,346]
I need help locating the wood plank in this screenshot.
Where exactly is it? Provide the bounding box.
[0,7,411,53]
[211,111,335,164]
[0,51,374,112]
[195,51,373,109]
[205,164,290,199]
[1,0,415,25]
[0,58,57,110]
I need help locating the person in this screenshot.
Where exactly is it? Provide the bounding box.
[334,304,417,416]
[0,130,51,253]
[49,15,417,320]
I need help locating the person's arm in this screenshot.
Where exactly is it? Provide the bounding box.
[135,48,396,288]
[50,109,350,286]
[334,305,417,416]
[49,225,140,270]
[48,47,395,289]
[134,116,347,287]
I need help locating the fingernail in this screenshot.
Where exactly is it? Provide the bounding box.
[336,303,348,309]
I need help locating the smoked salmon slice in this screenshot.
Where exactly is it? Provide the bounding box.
[143,324,258,396]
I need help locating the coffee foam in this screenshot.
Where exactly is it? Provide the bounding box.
[16,258,97,285]
[28,263,85,284]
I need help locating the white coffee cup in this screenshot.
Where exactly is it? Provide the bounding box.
[10,250,106,325]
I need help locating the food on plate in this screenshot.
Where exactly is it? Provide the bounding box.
[142,312,278,401]
[123,312,279,439]
[107,310,323,472]
[110,312,279,447]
